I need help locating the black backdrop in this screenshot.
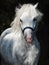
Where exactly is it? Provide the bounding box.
[0,0,49,65]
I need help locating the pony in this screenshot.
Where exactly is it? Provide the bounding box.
[0,3,43,65]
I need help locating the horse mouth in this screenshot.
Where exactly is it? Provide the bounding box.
[26,37,32,43]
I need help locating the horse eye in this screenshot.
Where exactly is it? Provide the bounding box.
[33,18,37,21]
[20,19,22,22]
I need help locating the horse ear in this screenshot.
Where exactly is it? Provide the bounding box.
[34,2,39,8]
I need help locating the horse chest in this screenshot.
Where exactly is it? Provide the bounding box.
[15,43,39,63]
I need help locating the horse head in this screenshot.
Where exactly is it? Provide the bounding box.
[11,3,43,44]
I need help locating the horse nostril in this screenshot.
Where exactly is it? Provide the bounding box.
[26,35,32,39]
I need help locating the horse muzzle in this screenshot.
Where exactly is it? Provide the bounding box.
[25,34,32,43]
[22,27,35,43]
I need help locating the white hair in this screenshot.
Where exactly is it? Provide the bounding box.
[11,4,43,32]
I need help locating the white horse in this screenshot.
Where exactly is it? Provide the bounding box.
[0,3,43,65]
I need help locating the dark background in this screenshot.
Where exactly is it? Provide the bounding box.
[0,0,49,65]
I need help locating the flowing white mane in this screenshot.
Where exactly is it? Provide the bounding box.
[11,3,43,32]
